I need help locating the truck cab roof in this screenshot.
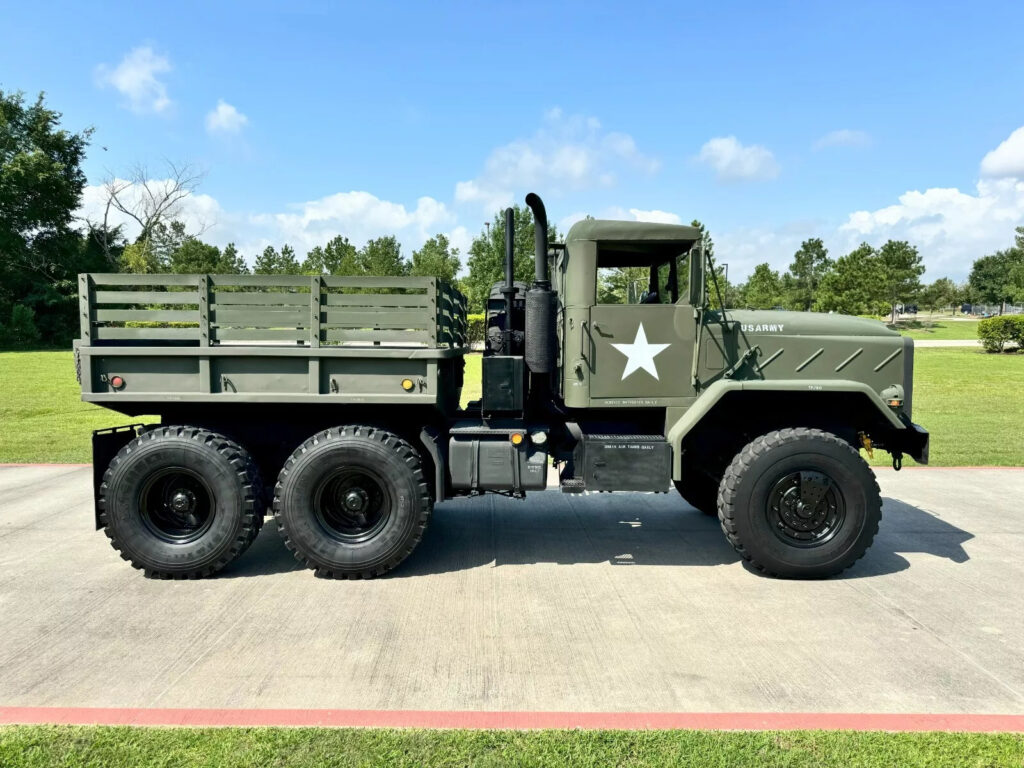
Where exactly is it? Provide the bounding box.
[566,219,701,246]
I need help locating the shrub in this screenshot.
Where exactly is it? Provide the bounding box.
[978,315,1024,353]
[467,313,485,346]
[0,305,42,349]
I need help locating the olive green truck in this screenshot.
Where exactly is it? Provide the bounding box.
[76,193,928,580]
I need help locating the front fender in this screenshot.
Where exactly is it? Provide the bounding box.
[665,379,910,479]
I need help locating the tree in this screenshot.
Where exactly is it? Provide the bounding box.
[254,244,300,275]
[741,263,784,309]
[877,240,924,322]
[410,234,461,282]
[0,90,92,274]
[814,244,883,316]
[302,235,359,275]
[358,235,407,276]
[920,277,957,315]
[786,238,833,311]
[94,160,204,264]
[0,90,99,347]
[168,237,247,274]
[464,204,558,313]
[220,243,248,274]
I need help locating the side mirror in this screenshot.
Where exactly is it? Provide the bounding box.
[688,246,705,307]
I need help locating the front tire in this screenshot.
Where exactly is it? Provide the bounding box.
[718,428,881,578]
[99,426,265,578]
[274,426,432,579]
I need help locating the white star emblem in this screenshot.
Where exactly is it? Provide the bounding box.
[610,323,670,380]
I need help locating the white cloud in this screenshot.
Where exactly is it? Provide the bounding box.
[268,191,453,255]
[78,183,454,267]
[205,100,248,135]
[839,178,1024,276]
[697,136,779,182]
[813,129,870,151]
[95,46,172,114]
[628,208,681,225]
[455,109,659,212]
[980,126,1024,178]
[715,125,1024,282]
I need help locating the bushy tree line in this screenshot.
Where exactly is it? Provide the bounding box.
[5,88,1023,349]
[725,227,1024,319]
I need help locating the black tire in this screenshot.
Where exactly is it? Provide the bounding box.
[99,426,265,579]
[673,467,720,516]
[718,428,881,579]
[274,425,432,579]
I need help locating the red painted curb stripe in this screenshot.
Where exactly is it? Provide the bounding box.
[0,708,1021,732]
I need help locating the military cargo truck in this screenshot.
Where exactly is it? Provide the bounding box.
[76,193,928,580]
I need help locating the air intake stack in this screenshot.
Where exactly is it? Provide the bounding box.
[524,192,556,374]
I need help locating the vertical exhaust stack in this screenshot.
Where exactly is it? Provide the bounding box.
[500,207,516,355]
[524,193,555,374]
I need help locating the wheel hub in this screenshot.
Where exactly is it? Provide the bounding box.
[314,469,391,543]
[170,490,194,514]
[767,470,845,546]
[139,468,215,544]
[344,488,369,513]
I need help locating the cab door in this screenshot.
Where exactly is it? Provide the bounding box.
[588,303,694,402]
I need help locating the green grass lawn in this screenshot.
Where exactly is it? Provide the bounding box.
[0,725,1021,768]
[1,348,1021,466]
[899,319,980,340]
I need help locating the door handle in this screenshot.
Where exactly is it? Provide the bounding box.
[580,320,588,359]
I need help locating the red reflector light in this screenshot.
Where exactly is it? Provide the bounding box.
[110,376,124,389]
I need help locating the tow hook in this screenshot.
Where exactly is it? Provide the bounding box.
[892,452,903,471]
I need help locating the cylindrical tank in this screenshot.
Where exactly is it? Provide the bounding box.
[525,286,555,373]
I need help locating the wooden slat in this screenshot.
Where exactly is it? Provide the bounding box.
[213,328,309,341]
[322,329,430,343]
[94,291,199,305]
[94,327,199,340]
[88,273,200,287]
[94,309,200,322]
[212,291,310,306]
[212,307,308,325]
[321,309,429,327]
[211,275,312,287]
[322,276,433,289]
[322,294,430,307]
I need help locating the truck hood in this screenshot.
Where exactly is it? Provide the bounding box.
[714,310,898,338]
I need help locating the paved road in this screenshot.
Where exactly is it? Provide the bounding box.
[912,339,982,347]
[1,465,1022,715]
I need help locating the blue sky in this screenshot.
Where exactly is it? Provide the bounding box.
[3,0,1024,279]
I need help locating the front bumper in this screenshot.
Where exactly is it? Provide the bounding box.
[892,422,930,465]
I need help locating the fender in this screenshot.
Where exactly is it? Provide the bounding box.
[665,379,910,479]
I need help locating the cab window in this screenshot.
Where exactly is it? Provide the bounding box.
[596,249,690,305]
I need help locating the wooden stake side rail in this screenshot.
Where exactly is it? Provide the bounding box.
[79,273,468,349]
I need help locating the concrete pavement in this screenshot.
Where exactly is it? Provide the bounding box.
[0,465,1022,715]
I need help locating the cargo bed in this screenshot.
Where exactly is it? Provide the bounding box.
[75,273,468,414]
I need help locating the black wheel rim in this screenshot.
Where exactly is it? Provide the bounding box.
[766,470,846,548]
[313,467,391,543]
[139,467,215,544]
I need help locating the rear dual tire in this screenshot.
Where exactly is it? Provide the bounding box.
[273,425,432,579]
[100,426,265,579]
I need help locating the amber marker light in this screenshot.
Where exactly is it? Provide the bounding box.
[401,378,415,392]
[510,433,524,445]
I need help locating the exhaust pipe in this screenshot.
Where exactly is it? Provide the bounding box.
[524,193,555,374]
[501,207,516,356]
[525,192,549,285]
